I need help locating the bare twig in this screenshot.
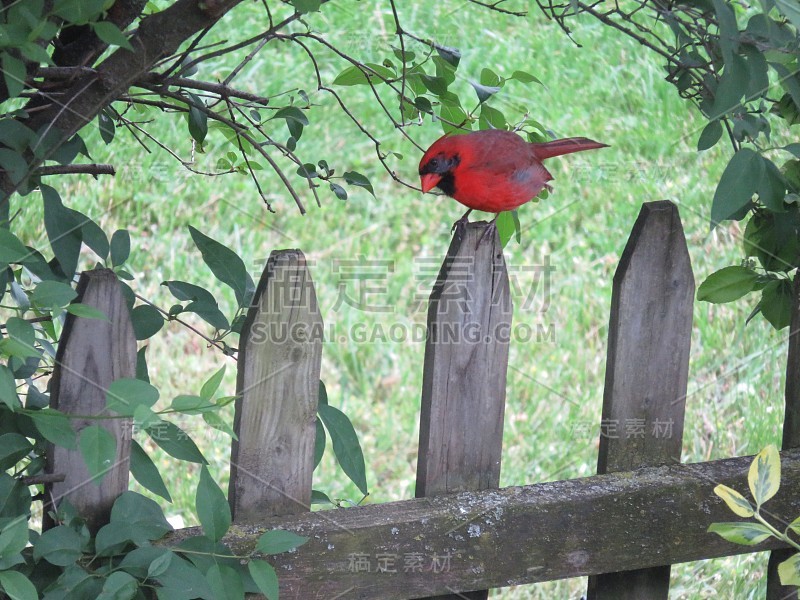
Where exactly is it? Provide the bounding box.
[466,0,527,17]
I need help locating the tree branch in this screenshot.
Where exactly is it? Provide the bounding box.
[3,0,247,198]
[36,164,116,177]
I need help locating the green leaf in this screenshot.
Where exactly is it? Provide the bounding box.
[333,65,369,86]
[136,346,150,383]
[147,549,173,578]
[711,54,748,118]
[111,491,172,538]
[778,551,800,587]
[146,420,207,463]
[1,52,26,99]
[248,559,279,600]
[0,365,20,411]
[106,377,159,416]
[31,280,76,310]
[30,408,76,449]
[79,215,109,260]
[713,484,755,517]
[698,120,723,151]
[42,185,82,278]
[496,211,519,248]
[311,489,332,505]
[33,524,82,565]
[205,564,244,600]
[133,404,160,431]
[422,74,448,96]
[711,0,738,65]
[343,171,375,197]
[98,110,115,145]
[0,433,33,470]
[66,302,109,320]
[188,226,253,307]
[511,70,542,85]
[203,411,237,439]
[479,104,507,130]
[52,0,107,23]
[131,304,164,340]
[439,100,470,134]
[200,365,226,401]
[761,279,793,330]
[318,380,329,406]
[775,0,800,30]
[171,394,215,414]
[110,229,131,267]
[711,149,762,227]
[5,317,37,359]
[758,159,787,212]
[0,570,37,600]
[0,516,29,557]
[0,149,28,185]
[92,21,134,52]
[196,465,231,542]
[330,182,347,200]
[707,521,772,545]
[256,529,309,555]
[697,266,758,303]
[79,424,117,484]
[318,404,368,495]
[470,80,501,104]
[185,93,208,145]
[0,229,31,264]
[96,492,172,553]
[314,417,326,469]
[748,444,781,506]
[130,440,172,502]
[290,0,322,13]
[97,571,138,600]
[272,106,309,126]
[435,45,461,68]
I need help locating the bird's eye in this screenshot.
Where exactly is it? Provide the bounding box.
[427,158,439,169]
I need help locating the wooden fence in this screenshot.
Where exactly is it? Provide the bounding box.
[43,200,800,599]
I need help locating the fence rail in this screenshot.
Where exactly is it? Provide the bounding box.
[44,200,800,599]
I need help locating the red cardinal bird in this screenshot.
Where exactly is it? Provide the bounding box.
[419,129,607,232]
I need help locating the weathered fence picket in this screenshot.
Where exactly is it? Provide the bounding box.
[416,223,512,599]
[767,273,800,600]
[228,249,323,521]
[44,269,137,533]
[42,200,800,599]
[588,201,694,599]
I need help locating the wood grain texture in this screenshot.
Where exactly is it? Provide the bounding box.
[45,269,136,533]
[229,250,323,522]
[767,273,800,600]
[416,222,512,497]
[415,223,512,600]
[165,450,800,600]
[589,201,695,599]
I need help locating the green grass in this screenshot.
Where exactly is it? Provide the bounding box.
[17,1,792,597]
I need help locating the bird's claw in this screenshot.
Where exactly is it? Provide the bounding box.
[477,220,498,247]
[451,209,473,235]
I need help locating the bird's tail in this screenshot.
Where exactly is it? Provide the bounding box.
[532,137,608,160]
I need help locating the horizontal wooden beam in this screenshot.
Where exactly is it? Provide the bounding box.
[165,450,800,599]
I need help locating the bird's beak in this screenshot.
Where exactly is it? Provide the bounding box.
[420,173,442,193]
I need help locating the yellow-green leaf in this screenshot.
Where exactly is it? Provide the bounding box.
[788,515,800,537]
[707,522,772,545]
[779,552,800,587]
[748,445,781,507]
[713,484,755,517]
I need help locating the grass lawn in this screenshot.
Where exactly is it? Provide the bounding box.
[18,1,790,597]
